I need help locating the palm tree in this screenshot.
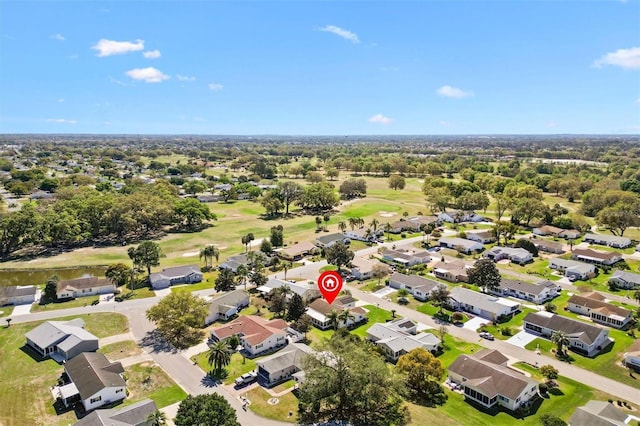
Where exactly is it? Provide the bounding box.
[357,218,365,228]
[127,246,137,289]
[207,339,231,372]
[634,289,640,304]
[369,218,379,232]
[145,410,167,426]
[551,330,570,356]
[315,216,323,231]
[364,228,372,242]
[199,245,220,269]
[236,264,249,290]
[348,217,358,231]
[338,309,355,328]
[323,214,330,231]
[283,262,293,280]
[384,223,393,241]
[338,221,347,233]
[326,310,341,331]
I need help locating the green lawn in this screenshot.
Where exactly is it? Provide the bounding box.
[350,305,397,338]
[479,308,537,340]
[192,351,261,385]
[170,280,216,293]
[245,387,298,423]
[98,340,143,361]
[0,306,14,317]
[318,264,338,273]
[31,296,100,312]
[124,362,187,408]
[437,335,484,368]
[119,286,156,299]
[524,326,639,389]
[0,313,129,426]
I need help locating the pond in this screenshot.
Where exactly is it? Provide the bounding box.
[0,266,107,287]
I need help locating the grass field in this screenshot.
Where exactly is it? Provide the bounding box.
[245,387,298,423]
[98,340,143,360]
[350,304,397,338]
[0,313,128,426]
[123,362,187,408]
[192,351,260,385]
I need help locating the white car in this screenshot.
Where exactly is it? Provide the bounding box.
[235,371,258,386]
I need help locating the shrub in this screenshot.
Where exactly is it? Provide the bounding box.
[544,302,557,313]
[539,413,567,426]
[500,327,513,336]
[400,233,407,238]
[451,312,464,323]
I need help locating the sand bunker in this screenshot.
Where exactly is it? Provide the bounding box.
[379,211,397,218]
[182,251,200,257]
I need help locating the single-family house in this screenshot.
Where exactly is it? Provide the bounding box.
[380,248,431,267]
[277,241,319,261]
[609,270,640,289]
[571,248,622,266]
[388,273,442,301]
[548,258,596,281]
[465,230,496,244]
[484,246,533,265]
[257,343,314,387]
[210,316,289,356]
[306,297,367,330]
[557,229,581,240]
[204,289,250,325]
[56,277,116,300]
[491,279,561,304]
[388,216,440,233]
[448,349,539,412]
[567,292,633,329]
[149,264,203,290]
[343,228,383,242]
[432,259,470,283]
[367,318,440,361]
[351,256,388,280]
[439,237,484,254]
[438,210,484,223]
[624,352,640,370]
[25,318,99,362]
[523,311,610,357]
[449,287,521,321]
[584,233,632,249]
[0,285,37,306]
[256,278,321,302]
[73,398,158,426]
[569,400,640,426]
[314,233,350,249]
[56,353,126,412]
[533,225,563,237]
[529,238,565,254]
[219,252,275,273]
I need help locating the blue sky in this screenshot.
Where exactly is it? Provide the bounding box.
[0,1,638,135]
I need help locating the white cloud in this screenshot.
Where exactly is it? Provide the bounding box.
[320,25,360,43]
[368,113,394,124]
[547,121,559,128]
[50,33,65,41]
[436,85,474,98]
[143,49,161,59]
[47,118,77,124]
[125,67,170,83]
[593,47,640,69]
[208,83,224,91]
[177,74,196,82]
[92,38,144,57]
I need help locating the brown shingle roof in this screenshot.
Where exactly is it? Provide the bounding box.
[65,353,125,400]
[57,277,114,292]
[523,312,607,345]
[568,294,631,319]
[573,248,621,262]
[211,316,288,346]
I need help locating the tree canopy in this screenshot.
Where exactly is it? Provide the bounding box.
[468,258,502,291]
[146,291,208,349]
[174,394,240,426]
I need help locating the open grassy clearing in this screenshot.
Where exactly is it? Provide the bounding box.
[0,305,14,317]
[244,386,298,423]
[192,351,260,386]
[122,362,187,408]
[98,340,143,360]
[0,313,128,426]
[31,296,100,312]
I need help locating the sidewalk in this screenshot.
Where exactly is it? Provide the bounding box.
[99,331,135,347]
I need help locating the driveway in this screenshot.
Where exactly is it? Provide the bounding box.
[463,316,488,331]
[154,288,172,298]
[506,330,538,348]
[10,303,32,316]
[99,293,116,303]
[372,287,396,298]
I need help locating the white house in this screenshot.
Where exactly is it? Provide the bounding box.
[571,248,622,266]
[491,279,561,304]
[439,237,484,254]
[343,228,383,242]
[548,258,596,281]
[56,277,116,300]
[533,225,564,237]
[432,259,470,283]
[366,318,440,361]
[74,399,158,426]
[529,238,565,254]
[58,352,126,411]
[204,289,250,325]
[624,352,640,370]
[584,233,632,249]
[523,311,610,357]
[380,248,431,267]
[483,246,533,265]
[569,400,640,425]
[448,349,539,412]
[438,210,483,223]
[609,270,640,289]
[257,278,321,302]
[25,318,99,362]
[388,273,442,301]
[306,297,367,330]
[210,316,289,356]
[149,264,203,290]
[0,285,36,306]
[351,256,387,280]
[256,343,314,387]
[449,287,521,321]
[465,230,496,244]
[277,241,319,261]
[567,292,633,329]
[314,233,350,249]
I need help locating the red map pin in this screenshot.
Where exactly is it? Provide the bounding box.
[317,270,343,304]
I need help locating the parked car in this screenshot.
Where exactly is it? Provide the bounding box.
[479,332,494,341]
[234,371,258,386]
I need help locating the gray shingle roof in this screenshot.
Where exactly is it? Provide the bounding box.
[25,318,98,350]
[568,400,628,426]
[523,312,607,345]
[499,278,559,296]
[65,353,125,400]
[74,398,158,426]
[149,264,200,282]
[389,273,440,292]
[0,285,36,299]
[611,270,640,285]
[449,287,520,314]
[257,343,313,374]
[57,277,114,292]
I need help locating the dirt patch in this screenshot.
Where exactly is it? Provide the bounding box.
[182,251,199,257]
[379,211,397,218]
